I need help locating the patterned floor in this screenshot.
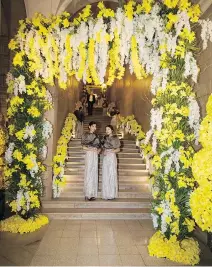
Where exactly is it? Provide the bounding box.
[0,219,212,266]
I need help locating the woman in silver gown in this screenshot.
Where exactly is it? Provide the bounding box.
[82,121,100,201]
[101,125,120,200]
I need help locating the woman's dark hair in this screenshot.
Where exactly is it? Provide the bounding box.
[89,121,96,127]
[105,125,114,132]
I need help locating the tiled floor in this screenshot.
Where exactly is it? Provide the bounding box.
[0,219,212,266]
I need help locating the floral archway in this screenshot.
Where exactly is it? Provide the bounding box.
[2,0,212,265]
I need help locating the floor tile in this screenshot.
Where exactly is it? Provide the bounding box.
[118,245,140,255]
[62,229,80,238]
[97,236,117,246]
[79,237,98,245]
[64,224,81,231]
[120,254,145,266]
[59,237,80,249]
[80,230,97,238]
[30,255,56,266]
[99,254,122,266]
[78,244,98,255]
[98,245,119,255]
[77,254,100,266]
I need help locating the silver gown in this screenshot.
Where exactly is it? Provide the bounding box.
[101,135,120,200]
[81,133,100,199]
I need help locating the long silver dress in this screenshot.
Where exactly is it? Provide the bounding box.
[81,133,100,199]
[101,135,120,200]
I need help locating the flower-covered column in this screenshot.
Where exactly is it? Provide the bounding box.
[42,85,58,200]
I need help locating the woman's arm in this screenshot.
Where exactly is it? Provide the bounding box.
[113,148,120,153]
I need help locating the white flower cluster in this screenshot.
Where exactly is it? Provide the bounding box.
[188,96,200,145]
[5,142,15,164]
[6,72,14,85]
[40,145,48,160]
[45,90,53,106]
[161,147,180,174]
[42,119,53,139]
[29,156,39,178]
[14,75,26,96]
[16,189,30,211]
[160,200,173,234]
[144,108,163,152]
[199,19,212,50]
[184,52,199,83]
[151,213,159,229]
[24,124,36,142]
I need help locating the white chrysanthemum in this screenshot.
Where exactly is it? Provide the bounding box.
[184,52,199,83]
[13,75,26,96]
[188,96,200,145]
[24,124,36,142]
[151,213,159,229]
[42,119,53,139]
[16,189,24,211]
[5,142,15,164]
[199,19,212,50]
[40,145,48,160]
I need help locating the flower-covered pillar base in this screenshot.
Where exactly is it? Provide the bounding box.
[42,85,59,200]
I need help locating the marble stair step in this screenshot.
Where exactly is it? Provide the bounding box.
[65,181,149,190]
[60,190,151,198]
[65,169,148,175]
[42,198,151,209]
[67,148,139,153]
[64,175,149,182]
[69,139,136,144]
[65,163,146,170]
[66,157,144,163]
[41,207,151,220]
[67,152,141,158]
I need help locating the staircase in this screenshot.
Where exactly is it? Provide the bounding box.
[42,108,152,219]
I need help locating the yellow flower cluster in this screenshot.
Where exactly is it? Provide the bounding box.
[118,115,145,140]
[191,94,212,232]
[131,36,147,80]
[53,113,76,195]
[0,128,6,187]
[97,2,115,18]
[148,231,200,265]
[0,215,49,234]
[107,29,125,86]
[124,0,136,20]
[136,0,154,14]
[163,0,200,23]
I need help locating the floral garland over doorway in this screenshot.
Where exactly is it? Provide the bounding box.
[4,0,212,264]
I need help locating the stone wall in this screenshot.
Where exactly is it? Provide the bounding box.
[56,77,82,142]
[108,67,152,133]
[195,5,212,118]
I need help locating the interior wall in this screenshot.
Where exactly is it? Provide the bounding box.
[56,76,82,141]
[108,67,152,133]
[194,5,212,118]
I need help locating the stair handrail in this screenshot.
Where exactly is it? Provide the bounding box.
[52,113,76,198]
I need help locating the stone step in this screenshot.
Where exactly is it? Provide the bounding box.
[65,181,149,190]
[66,157,144,163]
[64,175,149,182]
[42,207,151,220]
[64,169,148,176]
[69,139,135,144]
[42,198,151,209]
[60,190,151,199]
[67,152,141,158]
[67,147,139,153]
[65,163,146,170]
